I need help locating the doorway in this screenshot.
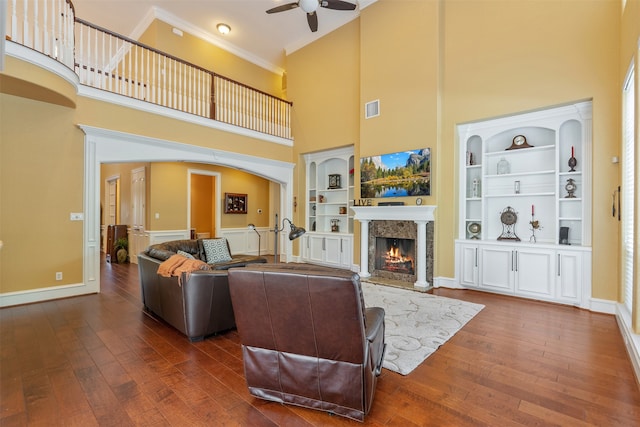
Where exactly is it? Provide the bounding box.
[188,170,221,239]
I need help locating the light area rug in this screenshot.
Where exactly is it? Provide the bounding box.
[361,281,485,375]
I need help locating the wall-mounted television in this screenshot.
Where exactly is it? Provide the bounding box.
[360,148,431,198]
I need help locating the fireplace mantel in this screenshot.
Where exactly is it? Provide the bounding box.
[352,206,436,290]
[351,205,436,222]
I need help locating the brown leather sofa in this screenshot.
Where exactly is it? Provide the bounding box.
[228,264,386,422]
[137,239,266,341]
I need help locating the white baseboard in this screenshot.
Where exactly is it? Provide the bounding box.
[434,276,460,289]
[588,297,617,314]
[616,304,640,387]
[0,282,96,307]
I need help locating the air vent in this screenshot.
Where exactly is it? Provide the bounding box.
[365,99,380,119]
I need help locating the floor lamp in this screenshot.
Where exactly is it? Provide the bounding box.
[273,213,306,263]
[247,223,261,256]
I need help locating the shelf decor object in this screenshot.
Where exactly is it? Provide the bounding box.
[506,134,534,150]
[565,178,577,198]
[559,226,570,245]
[529,205,541,243]
[568,145,577,172]
[497,157,510,175]
[328,173,342,189]
[467,222,481,239]
[497,206,520,241]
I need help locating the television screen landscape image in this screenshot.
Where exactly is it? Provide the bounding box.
[360,148,431,198]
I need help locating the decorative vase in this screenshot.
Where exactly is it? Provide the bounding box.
[116,248,128,263]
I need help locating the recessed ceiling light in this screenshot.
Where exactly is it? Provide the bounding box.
[217,23,231,35]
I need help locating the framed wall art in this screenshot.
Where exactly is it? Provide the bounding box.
[224,193,247,214]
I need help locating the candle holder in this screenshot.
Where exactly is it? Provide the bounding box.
[529,214,542,243]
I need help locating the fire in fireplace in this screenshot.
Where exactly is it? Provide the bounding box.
[375,237,415,275]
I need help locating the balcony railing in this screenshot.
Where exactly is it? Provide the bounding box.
[5,0,293,140]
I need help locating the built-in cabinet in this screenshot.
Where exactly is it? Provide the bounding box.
[455,101,592,307]
[302,146,354,269]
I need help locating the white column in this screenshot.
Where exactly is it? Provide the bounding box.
[414,220,429,289]
[359,219,371,278]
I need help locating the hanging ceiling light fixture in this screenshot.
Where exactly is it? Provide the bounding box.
[216,23,231,35]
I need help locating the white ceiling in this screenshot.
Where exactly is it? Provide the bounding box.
[72,0,377,74]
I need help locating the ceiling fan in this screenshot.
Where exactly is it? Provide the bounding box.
[266,0,357,33]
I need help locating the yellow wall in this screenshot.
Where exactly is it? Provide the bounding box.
[146,162,271,232]
[441,0,620,300]
[139,20,285,98]
[0,94,84,292]
[287,0,623,302]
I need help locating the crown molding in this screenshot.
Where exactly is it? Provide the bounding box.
[130,6,284,76]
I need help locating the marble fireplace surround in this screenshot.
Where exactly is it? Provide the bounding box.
[352,206,436,290]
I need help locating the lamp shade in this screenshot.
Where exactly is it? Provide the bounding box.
[288,224,306,240]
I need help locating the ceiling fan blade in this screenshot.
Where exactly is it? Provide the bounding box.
[321,0,357,11]
[307,12,318,32]
[266,2,300,14]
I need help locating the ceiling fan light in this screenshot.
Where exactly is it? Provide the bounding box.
[216,23,231,35]
[299,0,319,13]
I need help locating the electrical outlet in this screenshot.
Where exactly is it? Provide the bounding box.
[55,272,63,281]
[70,212,84,221]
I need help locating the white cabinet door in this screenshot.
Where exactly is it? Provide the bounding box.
[556,250,582,303]
[480,246,513,292]
[324,235,342,266]
[515,248,554,298]
[308,235,325,264]
[458,242,479,288]
[339,236,352,269]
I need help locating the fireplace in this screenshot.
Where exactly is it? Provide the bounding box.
[352,205,436,290]
[375,237,415,275]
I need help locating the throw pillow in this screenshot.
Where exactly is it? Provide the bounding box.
[177,250,195,259]
[202,238,232,263]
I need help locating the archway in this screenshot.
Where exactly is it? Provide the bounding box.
[80,125,295,294]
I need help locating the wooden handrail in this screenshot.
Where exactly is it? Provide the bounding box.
[74,17,292,106]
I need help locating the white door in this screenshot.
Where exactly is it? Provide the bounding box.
[129,167,146,264]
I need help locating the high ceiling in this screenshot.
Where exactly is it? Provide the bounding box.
[71,0,377,74]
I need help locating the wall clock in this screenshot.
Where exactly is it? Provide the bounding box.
[506,134,534,150]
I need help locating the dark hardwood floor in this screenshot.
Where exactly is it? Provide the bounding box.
[2,259,640,426]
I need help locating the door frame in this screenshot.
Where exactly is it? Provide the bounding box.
[188,169,221,239]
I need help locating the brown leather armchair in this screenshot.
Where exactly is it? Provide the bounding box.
[228,264,386,422]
